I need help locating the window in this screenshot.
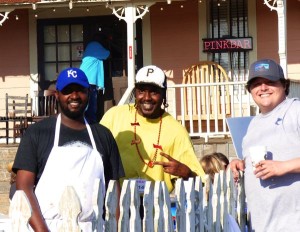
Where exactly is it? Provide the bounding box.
[42,24,83,82]
[208,0,249,81]
[37,16,128,90]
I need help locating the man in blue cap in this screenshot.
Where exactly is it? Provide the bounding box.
[230,59,300,232]
[13,67,124,231]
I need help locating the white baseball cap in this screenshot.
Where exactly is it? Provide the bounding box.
[135,65,166,88]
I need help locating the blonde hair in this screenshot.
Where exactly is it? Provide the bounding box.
[200,153,228,182]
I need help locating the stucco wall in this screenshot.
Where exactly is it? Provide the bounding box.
[150,0,199,82]
[0,145,17,215]
[256,0,300,80]
[0,9,30,77]
[0,9,31,118]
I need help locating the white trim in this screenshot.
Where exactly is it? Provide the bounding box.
[248,0,257,66]
[142,12,152,65]
[198,1,207,61]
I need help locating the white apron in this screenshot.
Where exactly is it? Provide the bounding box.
[34,114,105,231]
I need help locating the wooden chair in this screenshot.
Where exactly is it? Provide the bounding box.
[43,90,58,116]
[32,90,58,122]
[0,94,29,144]
[178,61,231,134]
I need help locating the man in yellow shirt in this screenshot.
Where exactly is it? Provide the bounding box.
[101,65,205,192]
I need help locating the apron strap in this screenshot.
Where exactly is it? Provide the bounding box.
[53,114,61,146]
[54,114,97,150]
[84,118,97,150]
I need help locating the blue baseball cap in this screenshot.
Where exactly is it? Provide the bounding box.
[247,59,284,85]
[56,67,90,91]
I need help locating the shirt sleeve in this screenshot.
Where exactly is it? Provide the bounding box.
[172,129,205,179]
[93,124,125,184]
[12,124,39,174]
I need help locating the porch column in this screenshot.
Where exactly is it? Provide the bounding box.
[264,0,287,78]
[122,4,136,105]
[111,3,152,105]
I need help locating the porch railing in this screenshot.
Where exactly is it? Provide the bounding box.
[166,81,256,141]
[1,80,300,143]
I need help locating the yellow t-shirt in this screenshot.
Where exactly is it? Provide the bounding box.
[101,104,205,192]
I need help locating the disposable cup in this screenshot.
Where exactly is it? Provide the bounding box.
[249,146,267,169]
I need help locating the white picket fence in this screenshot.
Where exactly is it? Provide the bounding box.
[1,169,247,232]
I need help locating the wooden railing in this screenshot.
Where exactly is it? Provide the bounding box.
[1,80,300,144]
[2,169,247,232]
[166,81,255,141]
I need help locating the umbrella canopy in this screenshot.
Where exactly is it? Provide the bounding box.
[80,41,110,89]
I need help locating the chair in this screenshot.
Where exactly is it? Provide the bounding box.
[32,90,58,122]
[43,90,58,116]
[0,94,29,144]
[178,61,231,135]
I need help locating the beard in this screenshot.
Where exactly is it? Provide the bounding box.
[58,100,86,120]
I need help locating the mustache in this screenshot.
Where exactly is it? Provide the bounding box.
[68,99,82,104]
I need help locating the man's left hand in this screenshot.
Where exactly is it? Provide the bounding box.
[254,160,286,180]
[153,152,195,179]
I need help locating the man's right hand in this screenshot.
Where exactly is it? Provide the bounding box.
[229,159,245,182]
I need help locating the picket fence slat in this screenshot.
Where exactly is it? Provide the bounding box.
[161,182,173,232]
[175,179,185,231]
[206,177,214,232]
[9,190,31,231]
[118,179,130,232]
[105,180,118,232]
[184,178,195,231]
[58,186,81,232]
[153,181,164,232]
[129,180,141,232]
[6,169,246,232]
[194,176,205,232]
[143,181,154,232]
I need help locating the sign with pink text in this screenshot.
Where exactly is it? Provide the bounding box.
[203,37,253,53]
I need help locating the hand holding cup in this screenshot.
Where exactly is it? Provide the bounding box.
[249,146,267,170]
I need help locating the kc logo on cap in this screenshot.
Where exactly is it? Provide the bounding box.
[67,69,79,78]
[56,67,90,91]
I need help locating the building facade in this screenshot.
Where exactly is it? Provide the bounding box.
[0,0,299,112]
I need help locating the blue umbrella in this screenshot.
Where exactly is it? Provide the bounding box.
[80,41,110,89]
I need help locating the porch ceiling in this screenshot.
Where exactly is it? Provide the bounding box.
[0,0,184,10]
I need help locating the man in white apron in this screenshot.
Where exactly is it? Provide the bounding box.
[13,67,124,231]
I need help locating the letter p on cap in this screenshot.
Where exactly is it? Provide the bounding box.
[146,68,154,76]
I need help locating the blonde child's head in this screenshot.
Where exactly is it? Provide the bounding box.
[200,152,229,182]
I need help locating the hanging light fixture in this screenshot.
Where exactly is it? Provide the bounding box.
[69,0,73,10]
[15,15,19,20]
